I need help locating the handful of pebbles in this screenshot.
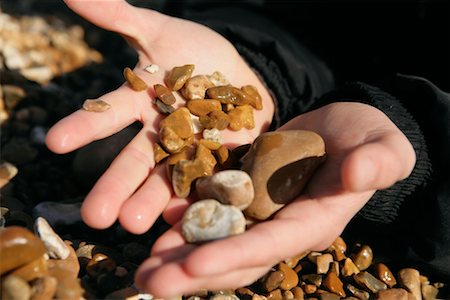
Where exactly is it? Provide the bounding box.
[82,64,326,243]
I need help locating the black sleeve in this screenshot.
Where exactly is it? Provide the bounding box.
[176,3,450,284]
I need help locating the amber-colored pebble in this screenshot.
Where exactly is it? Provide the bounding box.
[181,75,214,100]
[303,284,317,294]
[160,108,194,139]
[30,276,58,300]
[153,143,169,163]
[328,237,347,261]
[207,86,252,106]
[154,98,175,115]
[241,85,263,110]
[374,263,397,288]
[323,271,346,298]
[166,147,195,165]
[199,139,222,150]
[341,257,360,277]
[284,251,309,269]
[228,104,255,131]
[123,67,148,91]
[11,256,48,282]
[278,262,299,290]
[0,226,47,274]
[351,244,373,271]
[215,145,230,166]
[264,271,285,292]
[160,126,186,154]
[266,288,282,300]
[186,99,222,117]
[235,287,254,299]
[154,84,176,105]
[82,99,111,112]
[195,144,217,173]
[199,110,230,130]
[316,253,333,274]
[166,64,195,91]
[291,286,304,300]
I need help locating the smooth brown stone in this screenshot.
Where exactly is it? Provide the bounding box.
[11,256,48,282]
[264,270,285,292]
[30,276,57,300]
[241,130,325,220]
[241,85,263,110]
[291,286,305,300]
[166,64,195,91]
[302,274,323,287]
[47,241,80,279]
[167,146,195,166]
[421,284,439,300]
[278,262,298,290]
[351,245,373,271]
[1,274,31,300]
[398,268,422,300]
[227,104,255,131]
[375,263,397,288]
[154,98,175,115]
[303,284,317,294]
[375,288,409,300]
[341,258,360,277]
[160,107,194,140]
[187,99,222,117]
[123,67,148,91]
[346,283,369,300]
[266,288,282,300]
[199,110,230,130]
[353,271,387,293]
[154,83,176,105]
[82,99,111,112]
[160,126,188,154]
[316,253,333,274]
[207,86,253,106]
[154,142,170,163]
[0,226,46,274]
[172,158,211,198]
[215,145,230,166]
[323,271,346,297]
[181,75,214,100]
[328,237,347,261]
[284,251,309,269]
[319,292,340,300]
[49,264,84,300]
[198,139,222,151]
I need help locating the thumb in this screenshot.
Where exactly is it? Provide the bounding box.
[341,133,416,192]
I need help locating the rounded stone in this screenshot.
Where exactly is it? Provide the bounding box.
[34,217,70,259]
[181,199,246,243]
[1,275,31,300]
[241,130,326,220]
[351,244,373,271]
[196,170,254,210]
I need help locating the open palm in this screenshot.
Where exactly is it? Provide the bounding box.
[46,0,274,233]
[135,102,416,297]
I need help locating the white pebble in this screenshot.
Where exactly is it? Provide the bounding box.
[203,128,222,144]
[144,64,159,74]
[34,217,70,259]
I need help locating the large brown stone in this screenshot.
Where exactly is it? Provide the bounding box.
[0,226,46,274]
[241,130,325,220]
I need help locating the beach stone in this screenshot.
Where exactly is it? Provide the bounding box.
[318,292,340,300]
[181,75,214,100]
[153,143,170,163]
[47,241,80,279]
[278,262,298,290]
[208,71,229,86]
[159,107,194,153]
[196,170,254,210]
[323,271,346,297]
[351,244,373,271]
[227,104,255,131]
[375,263,396,287]
[316,253,334,274]
[421,284,439,300]
[327,237,347,261]
[398,268,422,300]
[241,85,263,110]
[10,256,48,282]
[186,99,222,117]
[198,139,222,150]
[241,130,326,220]
[341,257,360,277]
[1,275,31,300]
[123,67,148,91]
[154,98,175,115]
[375,288,409,300]
[29,276,58,300]
[48,264,84,300]
[32,202,82,228]
[166,64,194,91]
[207,86,252,106]
[0,226,46,274]
[199,110,230,130]
[346,283,369,300]
[34,217,70,259]
[0,162,18,188]
[263,271,285,292]
[82,98,111,112]
[85,253,116,279]
[203,127,223,144]
[181,199,246,243]
[303,284,317,294]
[353,271,387,293]
[154,83,176,105]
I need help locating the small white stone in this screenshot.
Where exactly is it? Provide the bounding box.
[208,71,229,87]
[203,128,222,144]
[191,114,203,134]
[144,64,159,74]
[20,66,53,84]
[182,199,246,243]
[34,217,70,259]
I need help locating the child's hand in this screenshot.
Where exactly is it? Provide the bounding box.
[135,102,416,297]
[45,0,274,233]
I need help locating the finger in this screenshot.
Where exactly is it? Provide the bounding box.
[162,198,193,226]
[46,84,152,154]
[136,255,269,298]
[341,132,416,192]
[80,127,155,229]
[118,163,172,234]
